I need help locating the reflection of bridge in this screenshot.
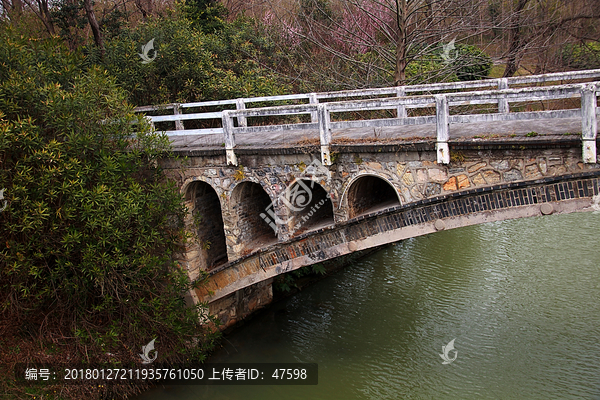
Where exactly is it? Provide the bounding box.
[138,70,600,329]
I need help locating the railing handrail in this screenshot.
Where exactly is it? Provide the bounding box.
[224,82,591,118]
[133,72,599,168]
[136,68,600,114]
[218,82,598,166]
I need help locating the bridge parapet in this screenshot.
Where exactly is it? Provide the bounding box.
[222,82,599,166]
[137,70,600,167]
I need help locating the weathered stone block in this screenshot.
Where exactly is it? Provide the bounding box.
[483,170,501,184]
[525,164,542,179]
[428,168,448,182]
[443,176,458,191]
[503,169,523,182]
[401,187,412,203]
[424,182,442,197]
[510,159,524,170]
[457,174,470,189]
[471,173,486,185]
[410,186,423,200]
[396,163,406,176]
[467,162,487,173]
[402,170,415,186]
[490,160,510,171]
[538,159,547,174]
[416,169,428,182]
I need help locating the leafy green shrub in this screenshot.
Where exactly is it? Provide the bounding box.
[182,0,228,33]
[87,16,289,106]
[0,28,215,365]
[561,42,600,70]
[451,44,492,81]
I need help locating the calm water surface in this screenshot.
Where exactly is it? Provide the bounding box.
[138,212,600,399]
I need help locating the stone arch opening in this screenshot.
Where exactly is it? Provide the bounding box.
[346,175,401,219]
[231,181,278,253]
[286,179,334,236]
[185,181,228,271]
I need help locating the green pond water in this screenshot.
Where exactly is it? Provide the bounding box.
[137,211,600,399]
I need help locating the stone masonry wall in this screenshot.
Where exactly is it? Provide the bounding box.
[207,279,273,330]
[161,145,599,267]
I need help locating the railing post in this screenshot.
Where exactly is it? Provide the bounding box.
[144,116,155,132]
[235,98,247,127]
[309,93,318,123]
[222,110,238,166]
[498,78,510,113]
[435,95,450,164]
[581,84,597,164]
[173,103,184,130]
[396,86,407,119]
[318,104,332,166]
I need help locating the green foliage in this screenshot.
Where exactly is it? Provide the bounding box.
[274,263,327,293]
[50,0,88,49]
[451,44,492,81]
[182,0,228,33]
[87,16,289,106]
[561,42,600,70]
[0,29,216,361]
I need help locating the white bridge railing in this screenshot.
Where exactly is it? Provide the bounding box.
[135,70,600,166]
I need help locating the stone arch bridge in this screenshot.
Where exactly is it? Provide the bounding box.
[139,70,600,329]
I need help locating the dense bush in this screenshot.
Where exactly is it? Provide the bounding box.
[0,28,214,367]
[182,0,228,33]
[87,16,290,106]
[451,43,493,81]
[561,42,600,70]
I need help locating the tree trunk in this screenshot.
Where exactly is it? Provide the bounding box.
[22,0,55,35]
[503,0,530,78]
[83,0,105,57]
[394,0,408,85]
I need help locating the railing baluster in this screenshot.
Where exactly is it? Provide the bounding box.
[222,110,237,166]
[309,93,318,123]
[435,95,450,164]
[581,84,597,164]
[498,78,509,113]
[396,87,407,119]
[235,99,247,127]
[173,103,184,130]
[318,104,332,166]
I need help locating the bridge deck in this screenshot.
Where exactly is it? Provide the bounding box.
[170,117,585,151]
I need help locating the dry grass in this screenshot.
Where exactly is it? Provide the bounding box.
[0,317,150,400]
[295,136,320,146]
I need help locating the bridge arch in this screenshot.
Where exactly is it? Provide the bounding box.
[230,180,278,255]
[341,173,402,219]
[184,180,228,273]
[199,172,600,312]
[284,178,335,236]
